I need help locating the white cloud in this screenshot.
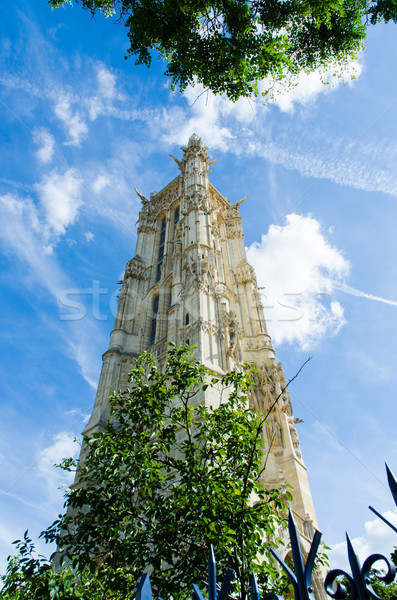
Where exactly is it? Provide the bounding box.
[261,59,363,113]
[161,57,363,147]
[92,174,110,194]
[329,509,397,571]
[35,128,55,164]
[97,65,116,99]
[160,89,235,151]
[36,432,78,501]
[55,96,88,146]
[87,65,123,120]
[247,214,350,349]
[83,231,94,243]
[35,169,82,237]
[8,52,394,200]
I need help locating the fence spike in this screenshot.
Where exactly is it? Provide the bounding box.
[346,533,366,600]
[192,547,234,600]
[385,463,397,506]
[251,572,261,600]
[192,583,207,600]
[136,573,152,600]
[208,544,217,600]
[218,568,234,600]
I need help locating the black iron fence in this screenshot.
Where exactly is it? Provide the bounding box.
[134,464,397,600]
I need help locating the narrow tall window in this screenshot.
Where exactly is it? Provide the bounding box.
[149,295,159,346]
[174,206,180,223]
[156,218,166,282]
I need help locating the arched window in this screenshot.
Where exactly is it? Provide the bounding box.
[149,295,159,346]
[156,218,166,282]
[185,312,189,325]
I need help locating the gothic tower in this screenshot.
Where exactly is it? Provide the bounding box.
[84,133,320,554]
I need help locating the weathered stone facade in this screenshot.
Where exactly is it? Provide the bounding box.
[83,134,322,578]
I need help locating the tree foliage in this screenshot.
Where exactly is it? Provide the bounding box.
[0,532,109,600]
[48,0,397,100]
[35,345,291,599]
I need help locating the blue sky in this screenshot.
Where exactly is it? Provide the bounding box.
[1,0,397,575]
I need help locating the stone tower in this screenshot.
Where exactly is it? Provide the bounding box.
[84,133,320,555]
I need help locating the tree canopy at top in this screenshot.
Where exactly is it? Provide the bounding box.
[48,0,397,101]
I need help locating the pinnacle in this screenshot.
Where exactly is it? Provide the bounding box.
[188,133,202,145]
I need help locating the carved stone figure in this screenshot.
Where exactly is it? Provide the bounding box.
[227,195,247,218]
[224,310,242,361]
[288,416,303,458]
[270,416,283,447]
[134,188,149,207]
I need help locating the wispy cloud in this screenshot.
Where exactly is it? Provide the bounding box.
[0,192,103,387]
[34,128,55,164]
[54,96,88,146]
[87,64,124,120]
[334,281,397,308]
[3,38,395,202]
[36,431,78,503]
[245,134,397,198]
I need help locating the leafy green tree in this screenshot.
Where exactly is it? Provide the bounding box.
[39,345,290,599]
[0,532,115,600]
[48,0,397,101]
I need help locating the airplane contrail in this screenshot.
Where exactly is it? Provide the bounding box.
[333,281,397,307]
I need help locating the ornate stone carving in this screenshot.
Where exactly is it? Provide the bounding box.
[199,195,211,214]
[149,180,180,215]
[208,186,228,216]
[214,282,227,297]
[255,364,277,410]
[211,222,220,238]
[234,263,257,285]
[198,249,215,293]
[185,189,203,213]
[181,133,208,163]
[245,335,272,351]
[185,253,199,287]
[138,212,156,233]
[226,221,244,239]
[124,258,148,281]
[254,361,291,416]
[184,318,219,338]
